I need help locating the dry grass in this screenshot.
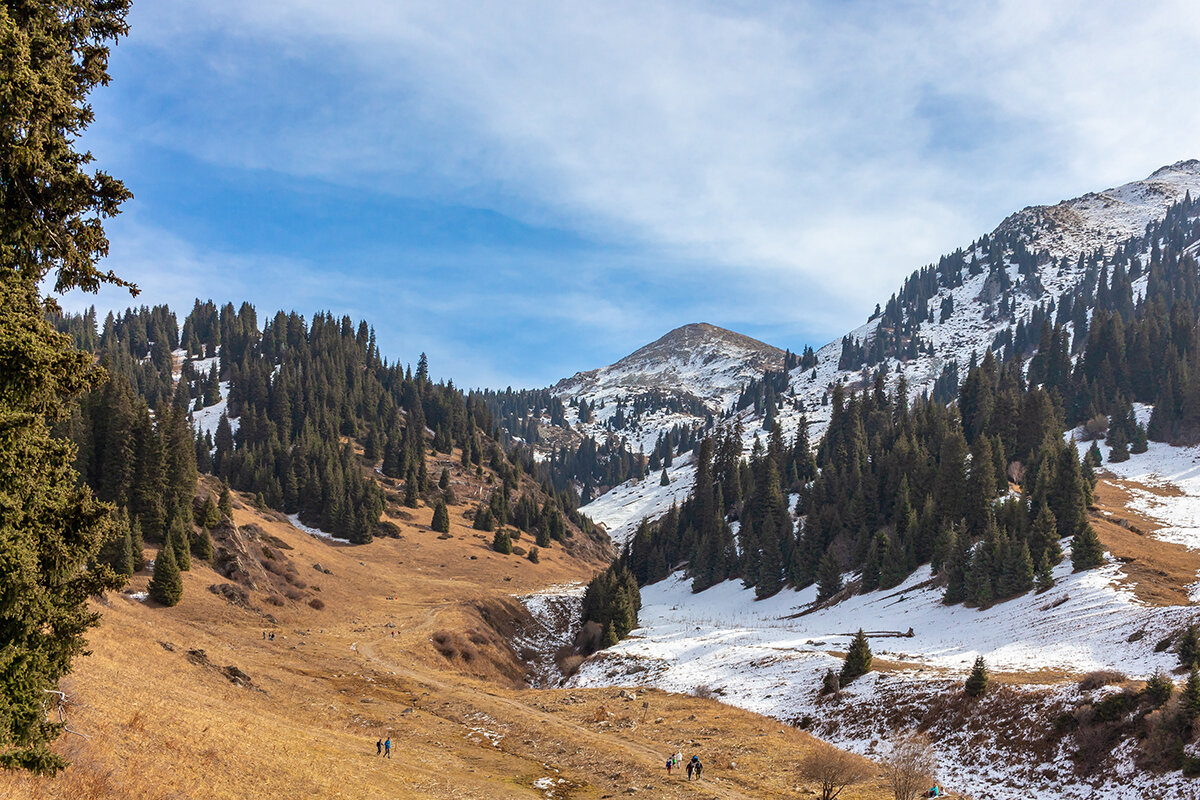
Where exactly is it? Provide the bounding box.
[1088,476,1200,606]
[0,453,893,800]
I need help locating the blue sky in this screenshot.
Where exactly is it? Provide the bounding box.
[65,0,1200,388]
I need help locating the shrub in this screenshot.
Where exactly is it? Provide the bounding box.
[308,598,325,610]
[527,546,540,564]
[965,656,989,697]
[1079,670,1126,691]
[840,630,872,684]
[799,740,872,800]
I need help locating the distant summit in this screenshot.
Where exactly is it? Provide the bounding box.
[554,323,784,410]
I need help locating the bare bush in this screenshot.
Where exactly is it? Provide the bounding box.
[691,684,715,699]
[1079,670,1126,691]
[882,730,937,800]
[799,739,873,800]
[1082,414,1110,441]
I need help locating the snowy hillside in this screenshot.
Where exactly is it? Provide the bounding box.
[570,161,1200,541]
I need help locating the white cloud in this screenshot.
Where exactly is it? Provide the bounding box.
[97,0,1200,374]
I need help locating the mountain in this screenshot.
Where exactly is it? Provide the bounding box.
[552,160,1200,541]
[554,322,785,409]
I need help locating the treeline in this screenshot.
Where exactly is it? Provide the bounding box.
[616,356,1103,609]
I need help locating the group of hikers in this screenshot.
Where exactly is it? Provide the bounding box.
[375,738,392,758]
[664,751,703,780]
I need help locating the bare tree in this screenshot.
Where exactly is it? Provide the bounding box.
[882,730,938,800]
[799,739,874,800]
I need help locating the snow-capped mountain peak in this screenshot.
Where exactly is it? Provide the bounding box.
[554,322,784,410]
[995,159,1200,260]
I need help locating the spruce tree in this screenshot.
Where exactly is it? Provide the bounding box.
[193,526,214,561]
[404,467,420,508]
[438,467,450,490]
[1034,554,1054,592]
[218,479,233,518]
[168,515,191,572]
[840,629,873,684]
[1186,664,1200,723]
[1178,622,1200,670]
[1108,428,1130,463]
[0,1,134,761]
[1085,441,1103,466]
[527,546,539,563]
[431,500,450,533]
[1144,669,1174,707]
[200,495,220,529]
[660,468,670,486]
[965,655,989,697]
[130,517,147,571]
[816,551,844,601]
[149,544,183,607]
[492,529,512,554]
[1071,523,1105,571]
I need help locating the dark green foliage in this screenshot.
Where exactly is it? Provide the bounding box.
[1178,623,1200,670]
[200,495,220,529]
[149,545,183,607]
[492,529,512,554]
[192,526,214,561]
[1071,523,1105,571]
[1186,665,1200,722]
[840,629,872,684]
[965,656,989,696]
[527,546,539,563]
[1034,553,1054,592]
[1085,441,1103,467]
[474,505,495,532]
[218,480,233,519]
[820,669,840,695]
[438,467,450,490]
[660,468,670,486]
[1144,669,1174,707]
[816,551,843,601]
[431,500,450,533]
[580,565,640,651]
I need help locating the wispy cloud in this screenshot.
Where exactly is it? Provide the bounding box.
[80,0,1200,385]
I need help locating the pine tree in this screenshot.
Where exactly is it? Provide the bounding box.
[474,505,495,532]
[431,500,450,533]
[404,467,420,508]
[438,467,450,490]
[1108,427,1130,463]
[1144,669,1174,707]
[149,544,183,607]
[1178,622,1200,670]
[816,551,843,601]
[192,526,214,561]
[200,495,220,529]
[218,479,233,518]
[1085,441,1103,466]
[660,468,670,486]
[492,529,512,554]
[965,655,989,697]
[1034,553,1054,592]
[527,546,539,564]
[840,629,873,684]
[1071,523,1105,571]
[1186,664,1200,722]
[167,514,191,572]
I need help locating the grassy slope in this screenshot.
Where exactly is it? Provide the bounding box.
[2,449,894,800]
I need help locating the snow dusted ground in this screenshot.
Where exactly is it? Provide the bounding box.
[579,453,697,549]
[512,583,585,687]
[191,380,236,438]
[569,556,1196,799]
[285,513,345,542]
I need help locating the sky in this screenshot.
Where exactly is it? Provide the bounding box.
[63,0,1200,388]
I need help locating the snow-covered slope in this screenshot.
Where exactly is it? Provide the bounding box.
[555,322,784,410]
[997,159,1200,260]
[569,162,1200,541]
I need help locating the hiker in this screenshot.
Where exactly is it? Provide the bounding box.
[262,631,266,640]
[376,739,382,756]
[269,632,274,641]
[384,737,392,758]
[674,750,681,768]
[665,757,672,775]
[686,760,694,780]
[925,785,942,798]
[690,755,702,780]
